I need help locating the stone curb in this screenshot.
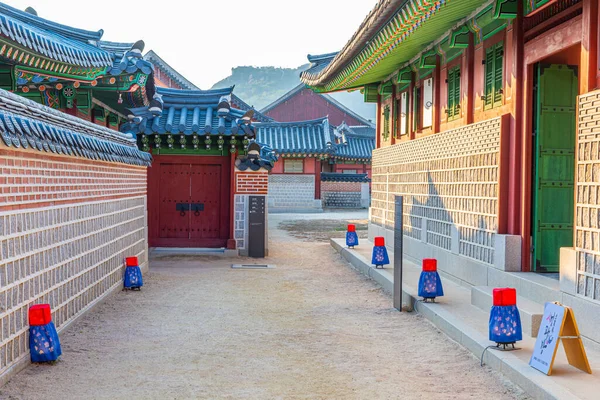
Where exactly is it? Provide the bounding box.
[331,239,580,400]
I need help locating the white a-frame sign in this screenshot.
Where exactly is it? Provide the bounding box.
[529,302,592,375]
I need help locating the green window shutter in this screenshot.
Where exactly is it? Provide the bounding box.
[484,47,495,110]
[447,68,455,119]
[493,43,504,107]
[454,67,461,119]
[447,66,461,120]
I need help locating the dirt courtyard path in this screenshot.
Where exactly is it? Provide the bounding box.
[1,212,528,399]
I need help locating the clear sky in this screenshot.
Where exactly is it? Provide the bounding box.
[7,0,376,89]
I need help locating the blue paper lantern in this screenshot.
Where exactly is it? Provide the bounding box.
[418,259,444,300]
[489,288,522,345]
[371,237,389,268]
[29,304,61,363]
[346,224,359,248]
[124,257,143,290]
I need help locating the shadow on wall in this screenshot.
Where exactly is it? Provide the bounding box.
[406,171,490,261]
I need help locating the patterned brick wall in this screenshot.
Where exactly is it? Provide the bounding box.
[0,149,147,210]
[321,181,362,193]
[0,147,148,376]
[321,181,364,208]
[575,91,600,301]
[235,172,268,195]
[371,117,502,265]
[268,175,319,210]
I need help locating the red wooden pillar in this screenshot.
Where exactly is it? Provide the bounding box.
[433,57,441,134]
[582,0,598,92]
[391,84,397,145]
[376,95,382,147]
[464,33,475,125]
[315,158,322,200]
[509,12,524,239]
[227,152,237,250]
[408,75,416,140]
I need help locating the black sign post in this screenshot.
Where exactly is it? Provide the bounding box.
[394,196,403,311]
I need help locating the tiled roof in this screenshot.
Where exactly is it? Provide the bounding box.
[260,83,374,127]
[0,88,151,166]
[122,87,255,137]
[144,50,199,90]
[231,94,273,122]
[254,117,374,161]
[0,3,153,75]
[254,117,335,156]
[321,172,370,183]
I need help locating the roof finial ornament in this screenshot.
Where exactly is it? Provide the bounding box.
[129,40,145,57]
[24,7,37,16]
[217,95,231,117]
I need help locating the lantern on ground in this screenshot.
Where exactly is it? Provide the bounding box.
[371,237,389,269]
[124,257,143,290]
[346,224,359,248]
[489,288,522,348]
[29,304,62,363]
[418,259,444,302]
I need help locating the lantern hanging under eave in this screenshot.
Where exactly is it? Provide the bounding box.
[417,258,444,302]
[371,236,389,269]
[346,224,359,248]
[123,256,143,290]
[489,288,522,348]
[29,304,62,363]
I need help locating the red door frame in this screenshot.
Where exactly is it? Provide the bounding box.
[148,154,231,248]
[521,14,585,271]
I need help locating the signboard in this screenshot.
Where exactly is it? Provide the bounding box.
[529,302,592,375]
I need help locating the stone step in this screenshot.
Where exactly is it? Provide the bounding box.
[471,286,544,337]
[487,269,561,305]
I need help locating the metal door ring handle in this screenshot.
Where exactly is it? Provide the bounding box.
[195,211,200,216]
[180,211,186,217]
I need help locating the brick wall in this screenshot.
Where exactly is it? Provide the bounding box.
[235,172,268,194]
[0,147,148,376]
[268,174,320,211]
[371,117,502,265]
[321,181,364,208]
[575,91,600,301]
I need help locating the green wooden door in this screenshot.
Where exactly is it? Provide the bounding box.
[533,64,577,272]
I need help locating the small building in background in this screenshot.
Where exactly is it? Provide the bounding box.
[255,117,374,212]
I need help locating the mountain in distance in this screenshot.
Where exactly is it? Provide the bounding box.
[211,65,376,123]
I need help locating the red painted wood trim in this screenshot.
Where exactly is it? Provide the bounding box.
[409,77,415,140]
[376,95,382,148]
[521,15,583,271]
[466,33,475,125]
[497,113,511,234]
[229,152,236,249]
[509,12,524,238]
[582,0,598,92]
[433,58,441,134]
[315,158,322,200]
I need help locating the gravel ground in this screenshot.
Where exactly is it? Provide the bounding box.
[1,213,529,400]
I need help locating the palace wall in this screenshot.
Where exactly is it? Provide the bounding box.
[0,146,148,380]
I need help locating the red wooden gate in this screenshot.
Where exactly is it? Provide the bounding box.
[148,155,231,248]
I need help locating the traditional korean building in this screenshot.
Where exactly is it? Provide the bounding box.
[256,117,373,211]
[0,3,153,381]
[261,82,373,127]
[301,0,600,344]
[121,86,276,252]
[144,50,274,122]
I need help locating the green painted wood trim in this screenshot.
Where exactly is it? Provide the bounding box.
[363,84,379,103]
[378,80,394,96]
[450,25,471,49]
[420,49,438,69]
[494,0,518,19]
[396,66,413,84]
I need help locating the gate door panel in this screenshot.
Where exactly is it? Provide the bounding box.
[190,164,221,239]
[159,164,190,239]
[533,64,577,272]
